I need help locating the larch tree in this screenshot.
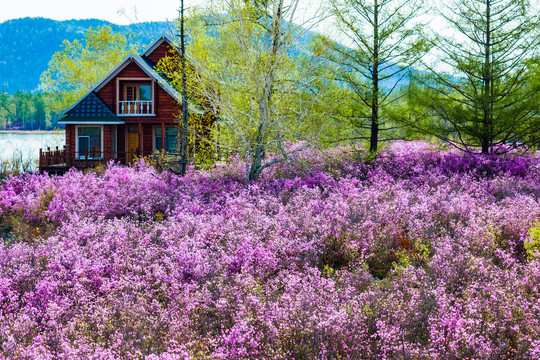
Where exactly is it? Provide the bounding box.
[185,0,330,183]
[314,0,427,153]
[406,0,540,153]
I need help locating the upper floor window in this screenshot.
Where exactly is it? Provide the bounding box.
[119,82,153,115]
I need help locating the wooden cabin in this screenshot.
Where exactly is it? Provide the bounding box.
[39,35,204,173]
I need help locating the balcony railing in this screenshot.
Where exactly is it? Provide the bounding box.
[119,100,153,115]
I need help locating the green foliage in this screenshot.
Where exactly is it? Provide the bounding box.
[155,52,216,167]
[185,0,332,182]
[40,26,139,112]
[0,90,63,130]
[314,0,428,153]
[525,221,540,261]
[404,0,540,153]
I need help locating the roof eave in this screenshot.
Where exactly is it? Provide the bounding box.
[142,34,178,57]
[58,120,125,125]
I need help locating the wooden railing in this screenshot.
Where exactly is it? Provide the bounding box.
[39,146,140,173]
[118,100,153,115]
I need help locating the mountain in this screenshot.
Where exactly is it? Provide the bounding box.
[0,17,173,93]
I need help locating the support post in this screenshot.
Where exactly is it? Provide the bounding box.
[139,123,143,157]
[161,122,165,152]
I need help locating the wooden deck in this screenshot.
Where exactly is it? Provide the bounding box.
[39,147,140,174]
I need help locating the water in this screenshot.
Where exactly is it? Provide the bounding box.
[0,131,66,171]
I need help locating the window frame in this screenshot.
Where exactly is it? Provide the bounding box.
[116,78,155,116]
[75,125,104,160]
[153,125,180,153]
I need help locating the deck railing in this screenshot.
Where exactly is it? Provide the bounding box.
[118,100,153,115]
[39,147,140,173]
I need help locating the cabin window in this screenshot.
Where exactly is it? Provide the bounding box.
[77,126,102,159]
[154,126,179,153]
[124,84,151,101]
[139,85,151,101]
[120,82,153,115]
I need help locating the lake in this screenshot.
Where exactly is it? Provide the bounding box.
[0,131,65,171]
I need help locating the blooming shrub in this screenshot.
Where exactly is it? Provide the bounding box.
[1,141,540,359]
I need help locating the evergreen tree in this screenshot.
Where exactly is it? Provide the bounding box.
[406,0,540,153]
[314,0,427,153]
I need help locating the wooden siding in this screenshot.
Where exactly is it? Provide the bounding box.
[64,124,116,158]
[97,79,116,110]
[142,123,153,156]
[96,62,148,110]
[59,43,189,168]
[147,42,177,64]
[94,60,182,125]
[155,84,182,121]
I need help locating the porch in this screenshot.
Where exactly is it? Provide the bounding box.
[39,146,140,174]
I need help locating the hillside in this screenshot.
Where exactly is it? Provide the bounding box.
[1,141,539,358]
[0,17,411,95]
[0,17,172,93]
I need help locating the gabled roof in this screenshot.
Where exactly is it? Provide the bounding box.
[59,92,123,124]
[62,35,204,117]
[142,33,178,58]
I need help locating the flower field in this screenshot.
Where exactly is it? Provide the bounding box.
[1,141,540,359]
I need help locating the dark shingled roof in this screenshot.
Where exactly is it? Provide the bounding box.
[59,92,122,123]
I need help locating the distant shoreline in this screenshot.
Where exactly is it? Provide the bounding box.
[0,130,63,134]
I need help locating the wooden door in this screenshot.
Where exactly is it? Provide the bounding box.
[127,130,139,162]
[125,85,138,114]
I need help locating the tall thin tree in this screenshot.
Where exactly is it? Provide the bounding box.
[406,0,540,153]
[179,0,190,175]
[315,0,427,153]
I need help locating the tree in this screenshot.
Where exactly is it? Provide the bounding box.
[314,0,427,153]
[405,0,540,153]
[179,0,190,175]
[40,26,138,112]
[155,53,216,167]
[185,0,330,183]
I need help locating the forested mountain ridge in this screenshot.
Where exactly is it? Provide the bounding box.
[0,17,172,93]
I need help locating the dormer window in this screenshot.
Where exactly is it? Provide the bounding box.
[118,80,154,115]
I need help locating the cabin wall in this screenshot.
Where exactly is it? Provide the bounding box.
[146,42,175,64]
[155,85,182,121]
[66,125,76,155]
[94,61,182,124]
[96,62,149,111]
[102,125,113,158]
[64,124,117,157]
[142,123,154,156]
[63,44,186,165]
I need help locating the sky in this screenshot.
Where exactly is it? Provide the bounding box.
[0,0,198,25]
[1,0,327,27]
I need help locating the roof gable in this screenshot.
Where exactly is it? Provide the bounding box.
[62,35,203,116]
[143,34,178,59]
[59,92,122,124]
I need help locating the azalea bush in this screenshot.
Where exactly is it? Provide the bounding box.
[1,141,540,359]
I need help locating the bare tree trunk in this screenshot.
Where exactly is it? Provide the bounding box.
[481,0,491,154]
[370,0,380,154]
[247,0,283,182]
[180,0,190,174]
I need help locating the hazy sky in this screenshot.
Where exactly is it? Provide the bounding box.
[0,0,198,25]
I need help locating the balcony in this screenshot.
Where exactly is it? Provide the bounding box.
[119,100,153,116]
